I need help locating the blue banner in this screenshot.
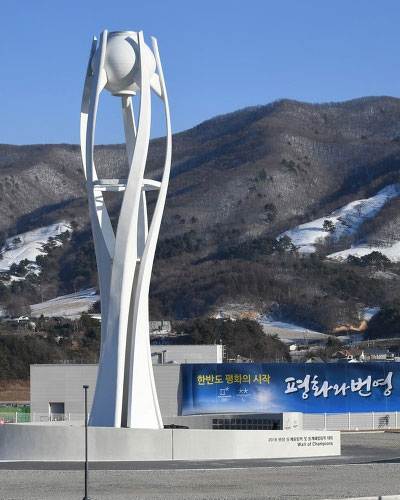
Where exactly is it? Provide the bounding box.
[181,363,398,415]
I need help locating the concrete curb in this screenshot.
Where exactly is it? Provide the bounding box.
[324,496,400,500]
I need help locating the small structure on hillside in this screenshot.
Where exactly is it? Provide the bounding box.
[331,349,364,362]
[149,320,171,335]
[364,347,393,361]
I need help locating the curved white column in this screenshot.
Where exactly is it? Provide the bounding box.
[127,35,171,429]
[80,33,114,356]
[80,30,171,428]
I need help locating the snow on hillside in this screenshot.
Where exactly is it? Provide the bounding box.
[257,315,328,344]
[363,307,380,321]
[30,288,99,319]
[0,222,70,272]
[328,242,400,262]
[280,185,400,253]
[257,309,379,345]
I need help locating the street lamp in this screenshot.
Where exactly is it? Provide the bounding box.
[83,385,90,500]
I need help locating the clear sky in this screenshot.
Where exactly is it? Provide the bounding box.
[1,0,400,145]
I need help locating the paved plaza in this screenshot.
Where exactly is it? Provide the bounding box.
[1,432,400,500]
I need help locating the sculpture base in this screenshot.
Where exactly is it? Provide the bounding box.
[0,422,340,461]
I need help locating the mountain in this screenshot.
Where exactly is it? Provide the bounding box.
[2,96,400,238]
[2,96,400,333]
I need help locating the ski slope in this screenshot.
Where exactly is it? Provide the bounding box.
[0,222,70,272]
[257,315,328,344]
[257,308,379,345]
[30,288,99,319]
[280,185,400,253]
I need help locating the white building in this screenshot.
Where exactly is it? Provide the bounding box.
[30,344,289,430]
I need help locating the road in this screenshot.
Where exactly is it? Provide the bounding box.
[1,432,400,500]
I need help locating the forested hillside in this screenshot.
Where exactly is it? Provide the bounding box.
[1,96,400,337]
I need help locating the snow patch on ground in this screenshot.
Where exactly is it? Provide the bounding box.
[257,309,379,345]
[257,315,328,344]
[257,316,320,333]
[328,242,400,262]
[280,185,400,253]
[0,222,71,272]
[30,288,99,320]
[363,307,380,321]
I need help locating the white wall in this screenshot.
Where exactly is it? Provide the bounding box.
[30,364,97,416]
[0,424,340,461]
[30,364,181,418]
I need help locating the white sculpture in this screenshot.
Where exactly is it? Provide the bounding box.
[80,30,171,428]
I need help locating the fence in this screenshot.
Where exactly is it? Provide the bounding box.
[1,411,399,430]
[302,412,399,431]
[0,412,85,424]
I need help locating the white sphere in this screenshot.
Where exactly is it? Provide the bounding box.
[92,31,156,96]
